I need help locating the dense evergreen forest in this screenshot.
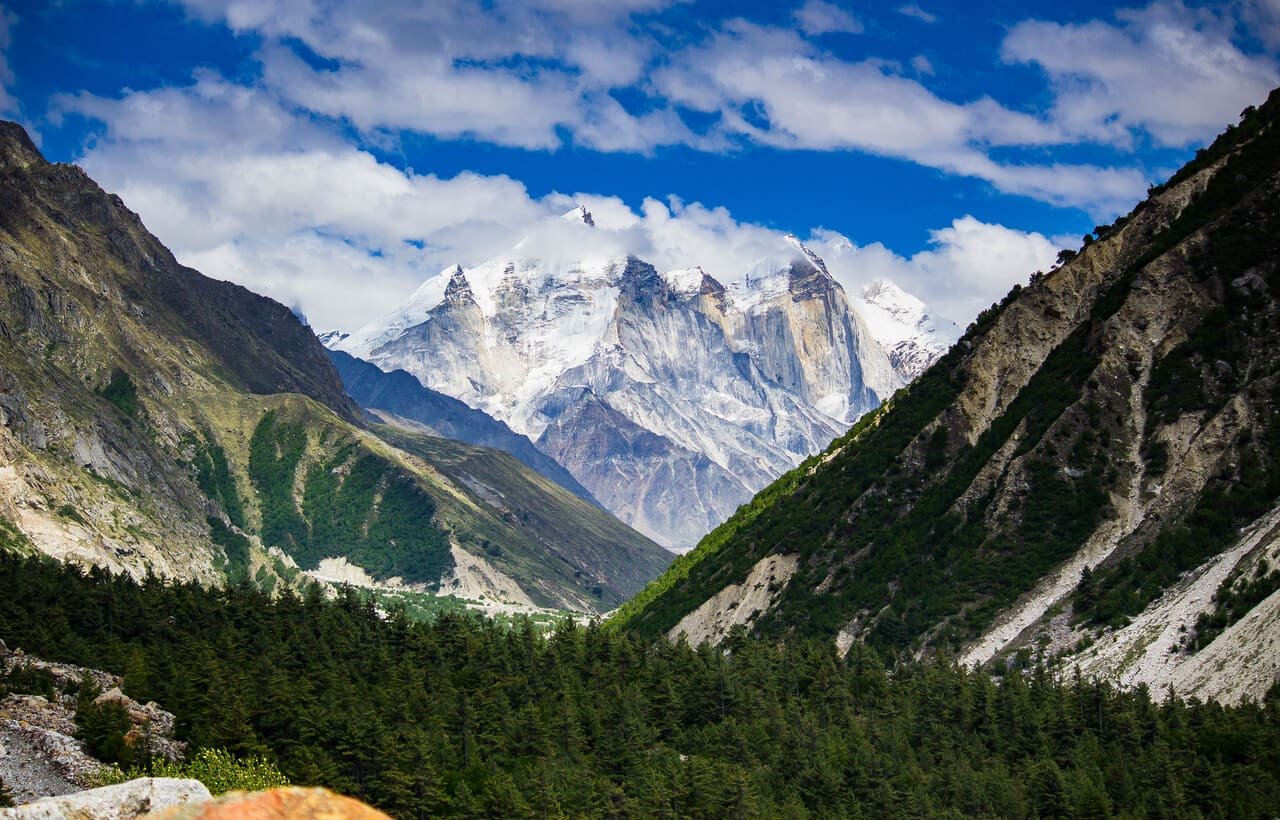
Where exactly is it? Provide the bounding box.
[2,554,1278,818]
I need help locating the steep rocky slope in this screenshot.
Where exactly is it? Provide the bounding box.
[0,122,668,612]
[326,349,598,505]
[331,219,936,547]
[614,89,1280,701]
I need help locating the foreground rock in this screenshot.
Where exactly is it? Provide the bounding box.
[147,787,390,820]
[0,778,209,819]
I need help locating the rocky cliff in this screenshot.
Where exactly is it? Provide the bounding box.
[614,88,1280,703]
[325,349,598,505]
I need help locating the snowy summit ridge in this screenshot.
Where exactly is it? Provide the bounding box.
[328,221,953,548]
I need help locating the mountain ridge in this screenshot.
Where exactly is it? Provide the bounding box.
[325,348,600,506]
[329,208,952,546]
[612,87,1280,702]
[0,121,669,612]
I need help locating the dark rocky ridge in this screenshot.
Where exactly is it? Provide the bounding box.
[0,123,358,422]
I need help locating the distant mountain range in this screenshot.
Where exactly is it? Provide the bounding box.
[327,209,957,547]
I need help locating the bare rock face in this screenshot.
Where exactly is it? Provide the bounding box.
[0,778,210,820]
[146,787,390,820]
[333,223,917,548]
[0,650,186,805]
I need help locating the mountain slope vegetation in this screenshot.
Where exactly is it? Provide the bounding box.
[615,88,1280,701]
[5,553,1280,818]
[327,348,599,506]
[0,121,668,612]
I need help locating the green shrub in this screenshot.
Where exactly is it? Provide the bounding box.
[89,749,288,796]
[154,749,289,795]
[99,370,140,420]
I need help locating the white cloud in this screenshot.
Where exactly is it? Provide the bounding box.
[151,0,1272,213]
[653,21,1147,213]
[168,0,694,153]
[811,217,1062,325]
[897,4,937,23]
[794,1,862,36]
[59,75,1063,334]
[1002,1,1280,147]
[0,7,18,115]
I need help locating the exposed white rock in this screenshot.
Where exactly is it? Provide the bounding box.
[439,542,536,609]
[308,556,385,589]
[667,553,800,647]
[0,778,211,820]
[1066,503,1280,704]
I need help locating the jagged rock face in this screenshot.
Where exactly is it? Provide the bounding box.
[616,89,1280,702]
[335,232,906,547]
[536,395,754,546]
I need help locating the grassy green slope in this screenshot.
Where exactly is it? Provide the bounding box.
[376,424,672,609]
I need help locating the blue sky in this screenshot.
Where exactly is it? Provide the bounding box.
[2,0,1278,329]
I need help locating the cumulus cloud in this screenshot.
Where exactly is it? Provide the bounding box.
[58,74,1063,333]
[653,20,1147,213]
[168,0,696,153]
[149,0,1277,213]
[1002,1,1280,147]
[811,218,1062,325]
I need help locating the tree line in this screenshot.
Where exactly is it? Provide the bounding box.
[1,553,1278,818]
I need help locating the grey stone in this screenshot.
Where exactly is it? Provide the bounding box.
[0,778,211,819]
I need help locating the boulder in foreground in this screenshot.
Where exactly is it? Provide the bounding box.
[0,778,210,819]
[146,787,390,820]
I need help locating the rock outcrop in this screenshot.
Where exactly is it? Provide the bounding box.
[0,648,185,805]
[0,778,210,820]
[148,787,390,820]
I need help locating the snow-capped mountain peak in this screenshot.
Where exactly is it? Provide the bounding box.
[324,225,955,548]
[562,204,595,227]
[785,233,832,277]
[853,278,960,382]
